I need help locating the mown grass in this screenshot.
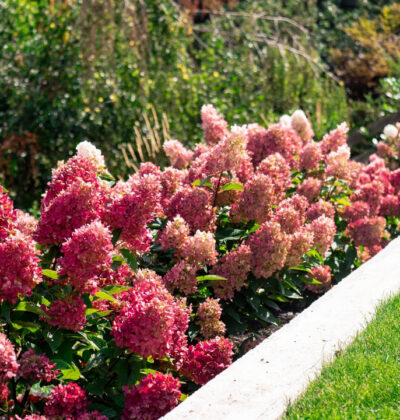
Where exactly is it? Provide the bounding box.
[284,293,400,420]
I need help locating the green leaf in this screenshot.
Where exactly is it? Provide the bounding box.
[53,359,80,380]
[14,301,46,316]
[42,269,59,280]
[104,285,130,295]
[256,307,278,325]
[11,321,40,332]
[221,182,244,192]
[120,249,138,272]
[45,330,63,353]
[84,308,99,316]
[196,274,226,282]
[112,228,122,245]
[95,290,117,303]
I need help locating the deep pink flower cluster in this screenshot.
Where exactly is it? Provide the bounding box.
[15,209,38,236]
[0,333,19,383]
[0,382,9,404]
[305,265,332,294]
[112,271,189,360]
[42,295,87,332]
[196,298,226,339]
[297,177,322,202]
[15,415,49,420]
[166,186,216,232]
[57,221,113,294]
[346,217,386,248]
[105,173,161,252]
[35,180,105,246]
[180,337,233,385]
[163,139,193,169]
[352,180,384,216]
[0,230,42,303]
[212,244,251,299]
[160,167,186,208]
[122,372,181,420]
[341,201,370,223]
[247,221,288,279]
[0,186,16,240]
[18,349,58,383]
[201,104,229,146]
[379,195,400,217]
[44,382,88,418]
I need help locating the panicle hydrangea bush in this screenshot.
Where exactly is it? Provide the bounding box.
[2,110,400,419]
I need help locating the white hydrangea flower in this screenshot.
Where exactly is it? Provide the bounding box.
[76,141,105,168]
[383,124,398,140]
[279,114,292,127]
[291,110,308,128]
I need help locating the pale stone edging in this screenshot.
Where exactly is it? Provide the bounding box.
[163,236,400,420]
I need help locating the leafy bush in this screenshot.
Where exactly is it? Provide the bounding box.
[0,0,349,209]
[1,105,400,418]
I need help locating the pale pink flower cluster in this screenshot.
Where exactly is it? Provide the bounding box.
[163,261,199,295]
[299,142,322,171]
[163,139,193,169]
[0,230,42,303]
[180,337,233,385]
[352,180,384,216]
[181,230,217,266]
[257,153,292,199]
[42,295,87,332]
[248,221,288,279]
[320,122,349,154]
[379,195,400,217]
[286,227,314,267]
[273,194,308,234]
[201,104,229,146]
[112,271,189,360]
[306,199,335,221]
[14,209,38,236]
[305,265,332,294]
[341,201,370,223]
[196,298,226,339]
[346,217,386,248]
[160,167,186,208]
[158,215,190,253]
[326,145,351,180]
[17,349,58,383]
[212,244,251,299]
[166,186,216,232]
[297,177,322,202]
[291,110,314,143]
[57,221,113,294]
[0,333,19,383]
[76,141,105,169]
[309,215,336,256]
[122,372,181,420]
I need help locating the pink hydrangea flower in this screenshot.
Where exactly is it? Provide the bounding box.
[14,209,37,236]
[0,333,19,383]
[352,180,384,216]
[196,298,226,339]
[41,155,99,211]
[230,174,276,224]
[347,217,386,248]
[291,110,314,143]
[377,141,395,159]
[341,201,370,223]
[17,349,58,383]
[326,145,351,180]
[57,221,113,294]
[158,216,190,254]
[299,142,322,171]
[163,261,199,295]
[45,383,88,418]
[0,185,16,240]
[273,194,308,234]
[180,337,233,385]
[320,122,348,154]
[76,141,105,169]
[256,153,292,199]
[181,230,217,266]
[105,173,161,252]
[248,221,288,279]
[163,139,193,169]
[166,186,216,232]
[42,295,87,332]
[122,372,181,420]
[112,274,189,360]
[35,179,105,246]
[76,411,109,420]
[0,383,9,404]
[201,104,229,146]
[305,265,332,294]
[212,244,251,299]
[286,227,314,267]
[15,415,49,420]
[297,177,322,202]
[379,195,400,217]
[309,215,336,256]
[0,231,42,303]
[391,169,400,193]
[160,167,186,209]
[306,199,335,221]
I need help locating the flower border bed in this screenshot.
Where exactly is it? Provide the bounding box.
[163,236,400,420]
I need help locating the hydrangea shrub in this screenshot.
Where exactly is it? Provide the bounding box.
[1,109,399,419]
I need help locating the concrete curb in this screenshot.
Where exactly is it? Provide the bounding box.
[163,236,400,420]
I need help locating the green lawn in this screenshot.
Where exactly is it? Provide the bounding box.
[284,293,400,420]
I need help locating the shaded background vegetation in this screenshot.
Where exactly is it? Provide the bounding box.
[0,0,399,209]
